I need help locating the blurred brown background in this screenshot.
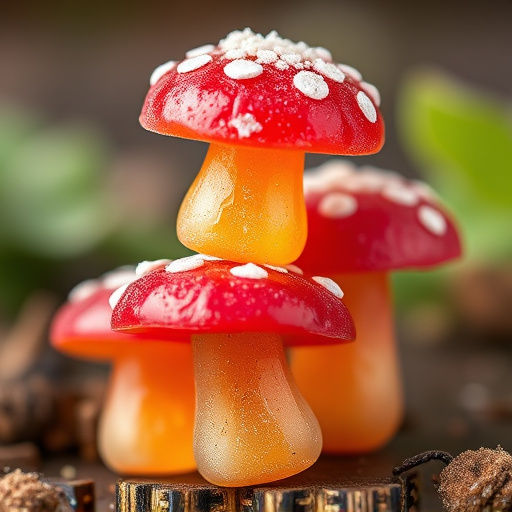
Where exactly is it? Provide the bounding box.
[3,0,511,180]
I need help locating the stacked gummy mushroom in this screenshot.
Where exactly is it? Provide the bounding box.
[291,160,462,453]
[141,27,384,265]
[51,28,385,487]
[50,265,196,475]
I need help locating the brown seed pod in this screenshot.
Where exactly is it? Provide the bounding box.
[393,447,512,512]
[438,447,512,512]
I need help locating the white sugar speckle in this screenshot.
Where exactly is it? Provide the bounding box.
[357,91,377,123]
[224,59,263,79]
[411,180,438,201]
[136,259,172,276]
[150,60,176,86]
[303,160,411,197]
[102,267,138,290]
[338,63,363,81]
[228,113,263,138]
[381,185,419,206]
[193,253,223,261]
[285,264,303,275]
[186,44,215,59]
[312,276,344,299]
[263,264,289,274]
[280,53,301,65]
[275,60,290,71]
[224,48,247,60]
[294,71,329,100]
[343,169,391,193]
[360,81,381,107]
[177,54,213,74]
[166,256,205,273]
[314,47,332,61]
[313,59,345,83]
[219,29,333,66]
[418,205,447,236]
[256,49,278,63]
[68,266,137,302]
[68,279,98,303]
[109,283,130,310]
[230,263,268,279]
[212,29,366,86]
[318,192,358,218]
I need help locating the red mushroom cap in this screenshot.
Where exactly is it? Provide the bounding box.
[295,160,462,274]
[111,256,355,346]
[140,29,384,155]
[50,262,171,360]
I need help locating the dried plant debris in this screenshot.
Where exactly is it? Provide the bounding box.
[0,375,55,444]
[394,446,512,512]
[438,447,512,512]
[0,469,69,512]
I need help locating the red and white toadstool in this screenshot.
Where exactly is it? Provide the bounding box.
[290,160,462,453]
[50,263,196,475]
[140,28,384,266]
[110,255,355,486]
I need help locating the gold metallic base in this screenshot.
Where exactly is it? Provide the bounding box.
[116,456,418,512]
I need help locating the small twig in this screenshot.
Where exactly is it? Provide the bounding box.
[0,291,58,381]
[393,450,454,476]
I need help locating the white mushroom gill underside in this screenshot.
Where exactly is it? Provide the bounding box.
[150,28,380,127]
[304,160,448,236]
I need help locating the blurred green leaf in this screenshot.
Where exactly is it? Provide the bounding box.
[0,104,43,165]
[398,69,512,262]
[0,123,115,258]
[102,223,192,264]
[399,70,512,208]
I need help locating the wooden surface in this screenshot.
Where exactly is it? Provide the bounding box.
[35,340,512,512]
[41,453,417,512]
[116,455,417,512]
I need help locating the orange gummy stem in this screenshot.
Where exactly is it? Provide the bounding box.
[98,342,196,475]
[192,332,321,487]
[177,143,306,266]
[290,272,404,453]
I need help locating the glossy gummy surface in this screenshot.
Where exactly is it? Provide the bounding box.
[111,259,355,345]
[177,144,307,265]
[297,161,462,273]
[291,272,404,453]
[140,52,384,154]
[50,272,196,476]
[193,332,321,486]
[51,288,145,361]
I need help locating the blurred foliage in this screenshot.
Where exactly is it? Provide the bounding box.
[0,118,112,258]
[393,69,512,311]
[0,104,187,318]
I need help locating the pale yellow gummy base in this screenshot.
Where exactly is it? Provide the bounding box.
[192,332,322,487]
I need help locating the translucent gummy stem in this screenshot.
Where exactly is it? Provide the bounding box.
[177,144,307,266]
[192,332,322,487]
[98,343,196,475]
[291,272,404,453]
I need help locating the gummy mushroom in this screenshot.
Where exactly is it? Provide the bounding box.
[140,28,384,266]
[111,255,355,487]
[290,160,462,453]
[50,263,196,475]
